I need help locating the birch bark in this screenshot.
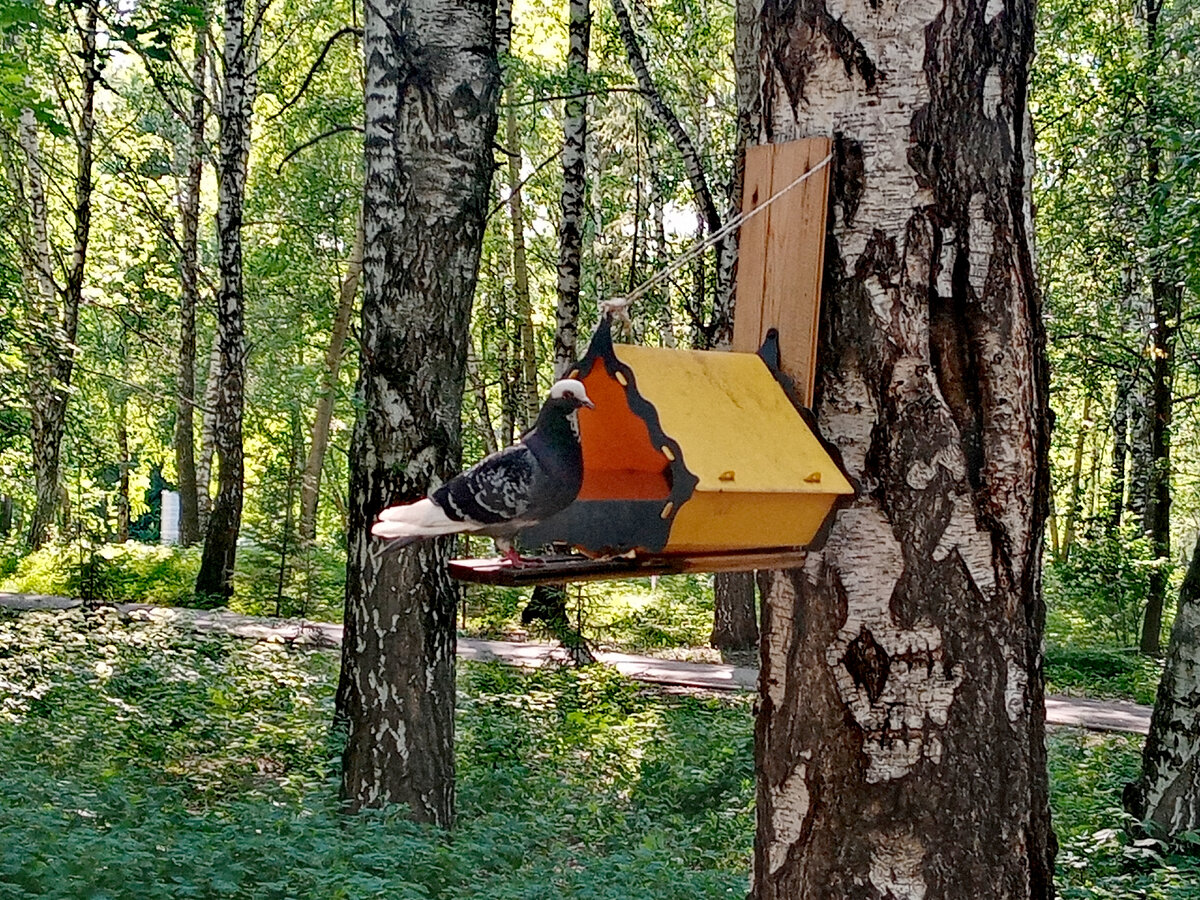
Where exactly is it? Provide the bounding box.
[749,0,1055,896]
[176,24,208,547]
[555,0,590,377]
[337,0,498,825]
[195,0,263,599]
[1126,531,1200,834]
[23,0,100,549]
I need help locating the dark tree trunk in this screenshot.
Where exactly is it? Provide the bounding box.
[749,1,1055,897]
[1107,372,1130,532]
[1138,0,1177,657]
[176,24,207,547]
[711,572,757,652]
[23,1,99,550]
[0,496,12,537]
[337,0,499,827]
[555,0,590,377]
[196,0,258,600]
[1125,531,1200,834]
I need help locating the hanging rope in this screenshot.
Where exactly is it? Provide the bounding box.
[599,150,834,324]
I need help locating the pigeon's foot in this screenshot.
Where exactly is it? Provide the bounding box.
[500,548,544,569]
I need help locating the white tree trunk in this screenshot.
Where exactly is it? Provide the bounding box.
[337,0,499,826]
[1126,532,1200,834]
[555,0,590,377]
[749,0,1054,896]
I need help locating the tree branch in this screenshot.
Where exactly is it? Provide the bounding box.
[269,27,363,120]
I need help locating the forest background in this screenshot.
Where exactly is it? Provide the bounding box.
[2,0,1200,895]
[3,0,1197,655]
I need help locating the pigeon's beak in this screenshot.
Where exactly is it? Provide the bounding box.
[580,396,595,410]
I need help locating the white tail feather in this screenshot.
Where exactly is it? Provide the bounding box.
[371,497,476,539]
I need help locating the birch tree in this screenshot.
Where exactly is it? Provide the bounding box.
[748,0,1055,896]
[1125,531,1200,836]
[337,0,498,824]
[555,0,590,377]
[195,0,266,599]
[176,22,208,546]
[11,0,102,549]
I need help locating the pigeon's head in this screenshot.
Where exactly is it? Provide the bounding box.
[547,378,594,410]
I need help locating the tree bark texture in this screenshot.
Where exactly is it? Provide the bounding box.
[750,1,1055,897]
[176,25,208,547]
[197,330,222,530]
[1107,371,1130,532]
[712,571,758,652]
[196,0,259,600]
[1126,532,1200,835]
[338,0,498,827]
[554,0,590,378]
[1138,0,1177,657]
[298,215,364,544]
[23,1,99,549]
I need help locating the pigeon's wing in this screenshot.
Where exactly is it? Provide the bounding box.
[432,444,541,528]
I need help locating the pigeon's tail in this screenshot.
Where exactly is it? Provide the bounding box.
[371,497,470,541]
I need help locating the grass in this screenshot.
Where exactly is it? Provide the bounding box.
[0,607,751,899]
[2,606,1198,898]
[1044,644,1164,706]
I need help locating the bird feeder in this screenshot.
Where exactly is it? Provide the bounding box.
[450,137,849,585]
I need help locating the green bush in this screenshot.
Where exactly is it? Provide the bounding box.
[1,541,200,606]
[1045,644,1164,705]
[0,607,752,899]
[1046,528,1164,648]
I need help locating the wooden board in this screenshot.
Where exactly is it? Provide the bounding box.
[449,549,813,586]
[732,137,832,408]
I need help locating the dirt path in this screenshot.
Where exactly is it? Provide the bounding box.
[0,591,1152,735]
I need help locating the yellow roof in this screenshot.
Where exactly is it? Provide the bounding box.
[612,344,853,497]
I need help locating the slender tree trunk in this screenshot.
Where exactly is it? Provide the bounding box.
[1139,0,1177,657]
[196,0,260,600]
[337,0,498,826]
[466,341,499,455]
[176,24,207,547]
[1061,394,1092,562]
[24,2,100,549]
[19,106,61,549]
[750,1,1055,897]
[555,0,590,377]
[298,216,364,544]
[0,496,12,537]
[1126,532,1200,834]
[1108,371,1130,531]
[507,106,539,428]
[116,339,131,543]
[197,330,221,529]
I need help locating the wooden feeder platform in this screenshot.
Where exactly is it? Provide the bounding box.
[448,549,812,587]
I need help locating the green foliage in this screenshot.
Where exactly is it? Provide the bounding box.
[4,608,1199,898]
[1045,529,1163,648]
[464,575,715,651]
[1045,645,1163,706]
[1050,730,1200,898]
[1,541,200,606]
[599,575,714,649]
[0,608,751,899]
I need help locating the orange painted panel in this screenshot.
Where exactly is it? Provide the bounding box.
[575,365,671,501]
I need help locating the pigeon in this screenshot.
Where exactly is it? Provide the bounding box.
[372,378,594,562]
